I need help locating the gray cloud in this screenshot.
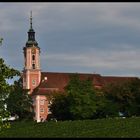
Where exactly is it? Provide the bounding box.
[41,43,140,76]
[1,3,140,77]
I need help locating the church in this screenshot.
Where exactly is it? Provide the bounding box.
[22,12,136,122]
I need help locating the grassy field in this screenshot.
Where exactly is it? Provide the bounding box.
[0,117,140,138]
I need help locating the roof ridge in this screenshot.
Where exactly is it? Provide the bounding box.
[41,71,101,76]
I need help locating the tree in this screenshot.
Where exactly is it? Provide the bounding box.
[93,97,119,119]
[67,75,98,120]
[102,78,140,117]
[6,78,34,120]
[125,78,140,116]
[0,58,20,131]
[49,92,71,120]
[50,74,99,120]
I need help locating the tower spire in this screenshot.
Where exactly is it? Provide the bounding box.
[26,11,39,48]
[30,11,33,29]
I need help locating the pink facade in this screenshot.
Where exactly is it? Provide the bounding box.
[32,95,48,122]
[23,45,48,122]
[23,46,41,93]
[23,12,48,122]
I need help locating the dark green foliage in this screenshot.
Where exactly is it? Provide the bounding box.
[103,78,140,117]
[94,98,119,119]
[125,78,140,116]
[50,74,101,120]
[50,93,71,120]
[0,58,20,130]
[6,78,34,120]
[103,82,130,115]
[50,74,122,120]
[51,74,140,120]
[65,74,98,120]
[0,58,20,103]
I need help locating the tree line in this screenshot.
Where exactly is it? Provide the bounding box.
[50,74,140,120]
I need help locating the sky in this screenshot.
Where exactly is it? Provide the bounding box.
[1,2,140,77]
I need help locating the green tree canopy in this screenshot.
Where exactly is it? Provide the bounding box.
[102,78,140,117]
[65,74,98,120]
[50,74,102,120]
[6,78,34,120]
[49,92,71,120]
[0,58,20,131]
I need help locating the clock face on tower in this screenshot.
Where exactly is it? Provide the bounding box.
[32,48,36,54]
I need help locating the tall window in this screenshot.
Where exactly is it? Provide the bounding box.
[32,55,35,61]
[32,64,35,69]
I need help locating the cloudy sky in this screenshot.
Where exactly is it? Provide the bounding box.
[1,2,140,77]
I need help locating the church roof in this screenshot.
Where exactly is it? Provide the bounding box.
[102,76,136,85]
[32,72,137,96]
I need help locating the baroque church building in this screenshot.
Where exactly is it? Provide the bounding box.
[22,13,136,122]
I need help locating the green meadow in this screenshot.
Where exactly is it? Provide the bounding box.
[0,117,140,138]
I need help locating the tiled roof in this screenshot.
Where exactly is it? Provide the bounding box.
[32,72,137,96]
[102,76,136,85]
[32,87,59,96]
[41,72,103,88]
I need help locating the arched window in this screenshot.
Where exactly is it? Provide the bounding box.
[32,55,35,60]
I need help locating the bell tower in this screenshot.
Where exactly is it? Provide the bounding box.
[23,11,41,94]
